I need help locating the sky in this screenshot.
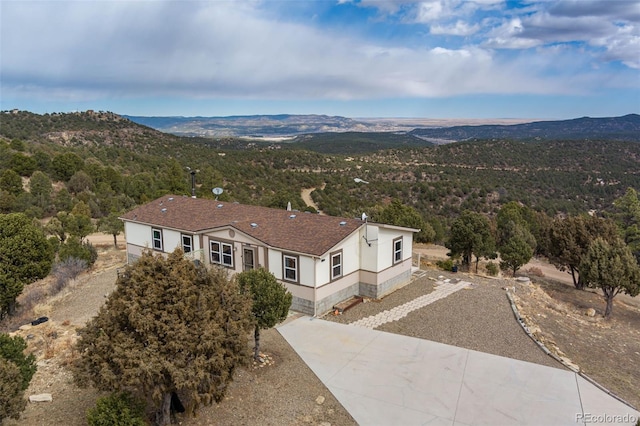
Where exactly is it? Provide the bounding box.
[1,0,639,119]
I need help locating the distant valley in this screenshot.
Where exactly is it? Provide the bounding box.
[124,113,640,143]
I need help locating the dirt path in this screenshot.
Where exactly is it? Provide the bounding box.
[301,184,324,214]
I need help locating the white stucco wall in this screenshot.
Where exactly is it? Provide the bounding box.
[268,248,283,277]
[361,227,414,273]
[124,222,152,247]
[316,231,361,286]
[124,222,203,254]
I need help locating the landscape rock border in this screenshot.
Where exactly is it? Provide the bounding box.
[505,289,638,411]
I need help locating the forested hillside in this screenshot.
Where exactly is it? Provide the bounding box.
[1,110,638,238]
[409,114,640,142]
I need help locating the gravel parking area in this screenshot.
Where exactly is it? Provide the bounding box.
[324,270,564,370]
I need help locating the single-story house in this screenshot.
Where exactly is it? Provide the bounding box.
[120,195,418,315]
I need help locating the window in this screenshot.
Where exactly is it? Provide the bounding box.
[283,254,298,282]
[182,235,193,253]
[210,240,234,267]
[152,228,163,251]
[331,251,342,280]
[393,237,403,264]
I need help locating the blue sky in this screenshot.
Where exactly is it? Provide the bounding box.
[1,0,638,119]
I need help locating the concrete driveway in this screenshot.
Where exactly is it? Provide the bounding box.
[278,316,639,426]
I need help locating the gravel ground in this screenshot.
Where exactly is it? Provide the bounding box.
[324,270,564,370]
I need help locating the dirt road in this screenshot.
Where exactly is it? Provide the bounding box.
[301,185,324,214]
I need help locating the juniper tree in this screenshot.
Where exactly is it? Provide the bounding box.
[446,210,496,272]
[0,358,26,422]
[0,333,37,422]
[0,213,54,318]
[546,215,618,290]
[97,212,124,249]
[73,249,253,425]
[376,199,435,243]
[497,219,535,276]
[237,268,292,361]
[580,237,640,318]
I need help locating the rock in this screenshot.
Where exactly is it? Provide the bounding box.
[302,415,313,423]
[585,308,596,317]
[29,394,53,403]
[516,277,531,283]
[315,395,325,405]
[319,422,332,426]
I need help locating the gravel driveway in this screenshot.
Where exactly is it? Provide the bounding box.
[324,270,564,370]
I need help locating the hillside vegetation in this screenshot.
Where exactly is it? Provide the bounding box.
[0,110,638,233]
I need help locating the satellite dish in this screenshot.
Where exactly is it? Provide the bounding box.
[212,187,223,200]
[361,212,368,221]
[354,178,369,184]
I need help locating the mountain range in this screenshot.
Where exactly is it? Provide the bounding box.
[123,113,640,143]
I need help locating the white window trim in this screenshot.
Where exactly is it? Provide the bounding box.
[152,228,163,251]
[182,234,193,253]
[393,237,403,264]
[210,240,234,268]
[283,254,298,283]
[331,250,342,280]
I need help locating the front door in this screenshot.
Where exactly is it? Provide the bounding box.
[243,247,255,271]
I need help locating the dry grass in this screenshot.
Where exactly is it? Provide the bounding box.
[525,266,545,277]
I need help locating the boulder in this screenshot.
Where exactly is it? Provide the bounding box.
[585,308,596,317]
[29,394,53,403]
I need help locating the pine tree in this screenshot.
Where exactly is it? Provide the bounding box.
[73,249,253,425]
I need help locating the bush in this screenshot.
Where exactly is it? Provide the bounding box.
[58,239,98,267]
[485,261,499,276]
[525,266,544,277]
[51,257,88,294]
[436,258,454,272]
[87,392,146,426]
[0,334,37,391]
[0,358,26,422]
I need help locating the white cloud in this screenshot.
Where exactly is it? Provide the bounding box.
[482,1,640,68]
[0,0,636,108]
[430,20,480,36]
[591,25,640,69]
[484,18,541,49]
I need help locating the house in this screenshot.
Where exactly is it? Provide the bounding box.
[120,195,418,316]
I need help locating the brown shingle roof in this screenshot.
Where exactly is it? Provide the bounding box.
[120,195,364,257]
